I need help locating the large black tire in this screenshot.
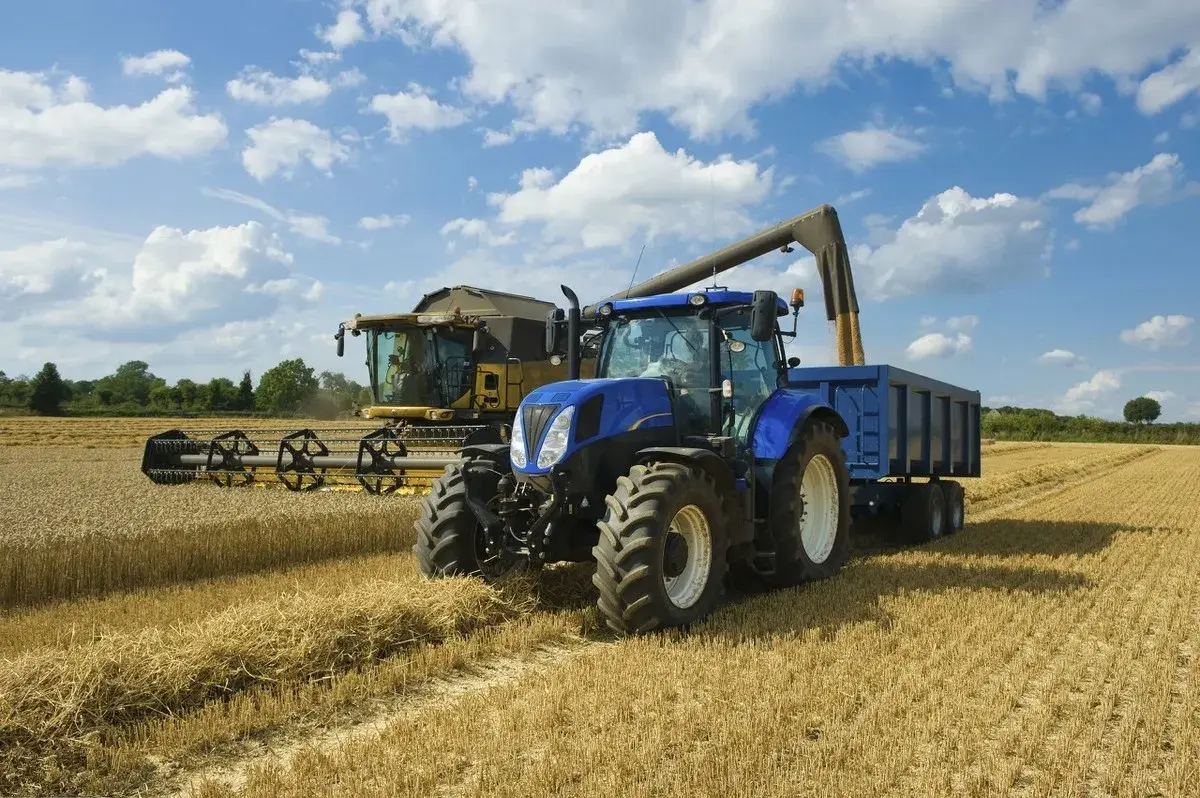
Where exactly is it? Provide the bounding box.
[900,481,946,543]
[413,464,523,580]
[940,480,965,535]
[592,462,729,635]
[764,419,853,586]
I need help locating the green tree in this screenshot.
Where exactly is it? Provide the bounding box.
[95,360,164,406]
[255,359,319,414]
[1123,396,1162,424]
[203,377,237,411]
[175,378,200,411]
[236,370,255,411]
[28,362,68,415]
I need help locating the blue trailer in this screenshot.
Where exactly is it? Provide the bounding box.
[412,204,983,635]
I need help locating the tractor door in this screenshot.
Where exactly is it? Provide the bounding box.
[720,310,780,445]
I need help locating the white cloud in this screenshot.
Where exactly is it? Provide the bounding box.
[817,124,926,173]
[368,83,470,140]
[482,128,515,147]
[945,314,979,332]
[1062,369,1122,410]
[1038,348,1083,367]
[440,218,516,247]
[1144,390,1176,403]
[835,188,873,205]
[1079,92,1103,115]
[851,186,1052,300]
[1155,131,1170,144]
[202,187,341,244]
[2,222,320,339]
[0,173,41,189]
[1136,48,1200,115]
[0,69,226,169]
[1047,153,1193,228]
[321,8,367,50]
[121,50,191,81]
[906,332,972,360]
[343,0,1200,140]
[483,130,772,252]
[358,214,411,230]
[241,118,351,181]
[918,315,938,328]
[1120,314,1194,349]
[467,175,479,192]
[1183,112,1199,129]
[226,67,361,106]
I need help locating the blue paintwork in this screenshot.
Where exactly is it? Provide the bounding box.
[514,378,674,475]
[603,290,788,316]
[782,364,983,481]
[749,389,838,462]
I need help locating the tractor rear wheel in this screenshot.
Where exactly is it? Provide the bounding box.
[592,462,729,635]
[765,419,852,586]
[413,464,524,581]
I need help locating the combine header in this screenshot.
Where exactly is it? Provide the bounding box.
[141,285,579,492]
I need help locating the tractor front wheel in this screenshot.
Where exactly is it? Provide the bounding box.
[766,419,852,586]
[592,462,729,635]
[413,464,524,581]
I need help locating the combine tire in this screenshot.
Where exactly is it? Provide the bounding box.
[901,481,946,543]
[592,462,729,635]
[414,464,522,580]
[940,480,965,535]
[765,419,852,586]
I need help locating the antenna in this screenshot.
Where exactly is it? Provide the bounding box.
[626,242,646,296]
[709,171,718,288]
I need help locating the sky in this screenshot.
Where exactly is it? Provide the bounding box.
[1,0,1199,421]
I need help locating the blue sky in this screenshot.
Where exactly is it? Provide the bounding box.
[1,0,1199,420]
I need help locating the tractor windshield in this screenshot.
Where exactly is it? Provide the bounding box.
[598,309,711,429]
[367,326,474,407]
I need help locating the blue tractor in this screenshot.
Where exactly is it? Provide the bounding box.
[414,204,981,633]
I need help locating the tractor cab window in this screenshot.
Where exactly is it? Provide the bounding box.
[368,327,475,407]
[598,310,711,431]
[718,310,781,443]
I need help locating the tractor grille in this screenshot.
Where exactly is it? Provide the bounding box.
[522,403,560,460]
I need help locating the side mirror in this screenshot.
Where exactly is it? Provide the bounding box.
[787,356,801,368]
[750,290,778,342]
[335,324,345,357]
[472,325,488,357]
[545,307,566,356]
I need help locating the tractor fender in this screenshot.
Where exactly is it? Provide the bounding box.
[634,447,743,538]
[750,389,849,462]
[459,443,512,470]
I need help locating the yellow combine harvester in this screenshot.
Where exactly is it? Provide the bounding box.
[141,285,587,493]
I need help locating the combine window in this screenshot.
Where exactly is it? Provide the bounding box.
[368,327,475,407]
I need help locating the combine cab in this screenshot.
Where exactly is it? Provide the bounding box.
[141,285,588,493]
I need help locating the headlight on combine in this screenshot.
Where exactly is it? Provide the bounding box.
[536,405,575,469]
[509,413,528,468]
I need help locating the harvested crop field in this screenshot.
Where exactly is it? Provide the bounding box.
[1,417,1197,797]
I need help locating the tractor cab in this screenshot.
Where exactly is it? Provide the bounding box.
[588,288,802,445]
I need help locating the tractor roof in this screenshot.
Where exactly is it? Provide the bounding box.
[603,290,788,317]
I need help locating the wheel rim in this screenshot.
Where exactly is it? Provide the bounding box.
[662,504,713,609]
[799,454,839,564]
[951,493,963,530]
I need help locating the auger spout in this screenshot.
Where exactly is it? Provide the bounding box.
[583,203,865,366]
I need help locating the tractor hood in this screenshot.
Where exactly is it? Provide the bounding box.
[510,378,675,475]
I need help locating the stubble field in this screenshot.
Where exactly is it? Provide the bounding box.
[1,416,1197,797]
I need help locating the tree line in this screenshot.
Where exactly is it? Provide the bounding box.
[1,359,372,419]
[982,402,1200,445]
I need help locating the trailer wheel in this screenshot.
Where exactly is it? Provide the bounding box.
[766,419,852,586]
[901,481,947,543]
[592,462,729,635]
[940,480,965,535]
[413,464,524,581]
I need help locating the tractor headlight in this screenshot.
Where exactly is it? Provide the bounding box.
[536,405,575,469]
[509,413,528,468]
